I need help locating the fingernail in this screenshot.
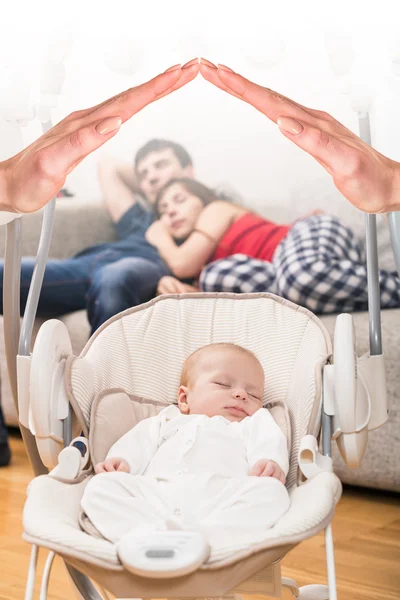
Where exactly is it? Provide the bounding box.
[200,57,217,69]
[96,116,122,135]
[277,116,303,135]
[218,63,235,73]
[182,57,199,69]
[164,63,181,73]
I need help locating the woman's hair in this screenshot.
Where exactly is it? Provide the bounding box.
[155,177,231,216]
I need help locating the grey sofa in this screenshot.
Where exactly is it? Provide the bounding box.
[1,197,399,492]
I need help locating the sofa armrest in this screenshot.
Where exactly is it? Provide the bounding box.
[0,197,117,259]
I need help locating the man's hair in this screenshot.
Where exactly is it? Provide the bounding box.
[180,343,262,387]
[134,139,193,169]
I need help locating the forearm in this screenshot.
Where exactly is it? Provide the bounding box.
[156,236,203,279]
[97,156,139,223]
[116,162,141,193]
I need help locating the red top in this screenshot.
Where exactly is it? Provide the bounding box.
[211,213,290,263]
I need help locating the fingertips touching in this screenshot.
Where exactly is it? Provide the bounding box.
[182,57,199,69]
[199,57,217,69]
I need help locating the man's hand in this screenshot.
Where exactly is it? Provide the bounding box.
[249,459,286,484]
[157,276,200,295]
[1,59,199,215]
[199,58,400,215]
[94,457,130,474]
[145,219,172,247]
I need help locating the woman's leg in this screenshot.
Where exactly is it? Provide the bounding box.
[274,215,400,313]
[199,254,278,294]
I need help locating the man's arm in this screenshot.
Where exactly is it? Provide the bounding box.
[97,155,142,223]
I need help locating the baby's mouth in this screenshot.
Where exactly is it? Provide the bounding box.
[225,406,247,416]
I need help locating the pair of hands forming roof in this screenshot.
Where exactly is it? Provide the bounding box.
[1,57,399,215]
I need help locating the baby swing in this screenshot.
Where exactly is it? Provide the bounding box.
[2,119,398,600]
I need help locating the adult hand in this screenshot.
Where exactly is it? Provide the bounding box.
[0,58,199,214]
[157,276,200,295]
[199,58,400,215]
[249,458,286,484]
[94,457,130,474]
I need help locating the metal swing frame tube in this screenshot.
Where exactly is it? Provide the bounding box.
[358,113,384,355]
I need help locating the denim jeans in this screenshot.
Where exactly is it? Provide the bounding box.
[0,249,169,334]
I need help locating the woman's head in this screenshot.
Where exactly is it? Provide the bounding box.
[156,178,218,240]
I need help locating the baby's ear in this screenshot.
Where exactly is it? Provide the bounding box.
[178,386,190,414]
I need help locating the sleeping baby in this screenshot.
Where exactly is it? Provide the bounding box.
[81,342,290,562]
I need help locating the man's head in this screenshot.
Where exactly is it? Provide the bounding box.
[178,343,265,422]
[134,139,194,204]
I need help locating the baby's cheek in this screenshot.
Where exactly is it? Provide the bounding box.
[249,401,262,414]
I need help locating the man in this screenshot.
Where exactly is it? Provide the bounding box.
[0,138,195,334]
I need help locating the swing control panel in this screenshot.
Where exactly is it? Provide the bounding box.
[117,530,210,578]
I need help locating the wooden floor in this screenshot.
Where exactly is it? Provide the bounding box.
[0,430,399,600]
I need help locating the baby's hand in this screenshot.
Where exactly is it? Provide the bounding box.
[249,459,286,484]
[94,457,130,474]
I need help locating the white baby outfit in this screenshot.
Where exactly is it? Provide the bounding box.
[81,405,290,563]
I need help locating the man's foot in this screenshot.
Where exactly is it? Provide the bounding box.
[0,405,11,467]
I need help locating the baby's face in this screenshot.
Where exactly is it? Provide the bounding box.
[178,348,264,422]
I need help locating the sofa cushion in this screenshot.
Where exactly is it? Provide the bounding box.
[0,198,116,260]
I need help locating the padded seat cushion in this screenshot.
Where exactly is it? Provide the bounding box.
[23,470,341,571]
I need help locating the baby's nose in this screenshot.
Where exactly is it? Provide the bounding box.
[233,388,248,401]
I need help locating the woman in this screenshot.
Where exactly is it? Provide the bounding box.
[146,178,400,314]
